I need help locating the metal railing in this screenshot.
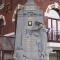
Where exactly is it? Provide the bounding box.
[47,30,60,42]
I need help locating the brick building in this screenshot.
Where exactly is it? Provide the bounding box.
[0,0,60,60]
[0,0,60,35]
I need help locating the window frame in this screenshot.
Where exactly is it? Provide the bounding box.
[47,17,60,42]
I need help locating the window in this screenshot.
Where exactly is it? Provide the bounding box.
[47,10,59,19]
[47,9,60,41]
[48,19,57,40]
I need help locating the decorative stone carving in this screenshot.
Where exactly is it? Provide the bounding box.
[0,3,4,10]
[0,0,5,10]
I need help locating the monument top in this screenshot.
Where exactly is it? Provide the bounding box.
[26,0,35,4]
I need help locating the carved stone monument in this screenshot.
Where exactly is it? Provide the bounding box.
[13,0,47,60]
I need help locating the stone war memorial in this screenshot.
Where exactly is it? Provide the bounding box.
[13,0,47,60]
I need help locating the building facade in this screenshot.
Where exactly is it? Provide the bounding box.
[0,0,60,36]
[0,0,60,60]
